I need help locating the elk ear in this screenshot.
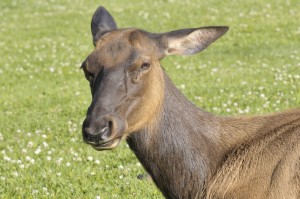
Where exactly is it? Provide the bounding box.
[91,6,118,45]
[161,26,228,56]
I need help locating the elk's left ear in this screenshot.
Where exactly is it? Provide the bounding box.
[91,6,118,45]
[161,26,229,56]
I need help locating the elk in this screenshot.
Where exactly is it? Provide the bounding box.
[81,6,300,199]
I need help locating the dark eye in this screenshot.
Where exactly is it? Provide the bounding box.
[140,62,150,71]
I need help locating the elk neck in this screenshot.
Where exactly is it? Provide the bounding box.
[126,71,250,198]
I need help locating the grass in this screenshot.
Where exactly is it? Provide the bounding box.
[0,0,299,198]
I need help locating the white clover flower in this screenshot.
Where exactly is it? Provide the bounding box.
[13,172,19,177]
[244,107,250,113]
[42,142,49,148]
[25,156,31,161]
[30,159,35,164]
[27,141,34,148]
[56,157,63,165]
[4,156,11,162]
[260,93,266,98]
[35,129,42,134]
[34,148,41,155]
[211,68,218,73]
[32,189,38,194]
[179,84,186,90]
[49,67,55,72]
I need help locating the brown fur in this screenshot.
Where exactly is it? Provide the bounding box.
[127,75,300,199]
[206,111,300,199]
[82,6,300,199]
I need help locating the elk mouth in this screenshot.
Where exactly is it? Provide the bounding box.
[88,138,122,151]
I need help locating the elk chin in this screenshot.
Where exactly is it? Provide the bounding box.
[91,138,122,151]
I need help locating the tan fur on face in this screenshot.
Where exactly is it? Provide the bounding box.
[126,58,165,134]
[125,31,165,133]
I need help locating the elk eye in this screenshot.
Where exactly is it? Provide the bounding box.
[140,62,150,71]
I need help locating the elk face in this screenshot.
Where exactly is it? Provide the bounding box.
[81,7,165,150]
[81,6,228,150]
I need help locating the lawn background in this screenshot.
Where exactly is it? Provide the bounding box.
[0,0,299,198]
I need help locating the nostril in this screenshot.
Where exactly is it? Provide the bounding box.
[109,120,113,129]
[100,121,113,140]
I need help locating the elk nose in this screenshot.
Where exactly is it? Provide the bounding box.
[82,115,114,143]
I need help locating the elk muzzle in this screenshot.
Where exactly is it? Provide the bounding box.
[82,114,127,150]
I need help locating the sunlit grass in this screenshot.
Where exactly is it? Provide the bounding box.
[0,0,299,198]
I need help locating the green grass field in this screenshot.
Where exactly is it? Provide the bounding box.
[0,0,299,198]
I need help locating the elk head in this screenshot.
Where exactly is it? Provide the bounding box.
[81,6,228,150]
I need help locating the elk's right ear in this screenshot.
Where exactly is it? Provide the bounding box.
[91,6,118,45]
